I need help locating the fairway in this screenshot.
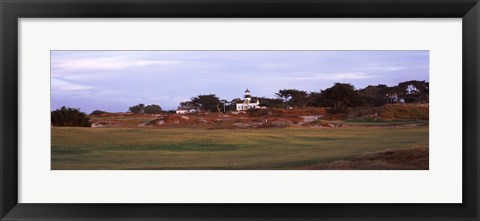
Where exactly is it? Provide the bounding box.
[51,126,429,170]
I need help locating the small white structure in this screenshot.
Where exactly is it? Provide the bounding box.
[176,108,197,114]
[236,89,261,111]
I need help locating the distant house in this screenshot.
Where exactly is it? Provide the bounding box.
[176,108,197,114]
[236,89,262,111]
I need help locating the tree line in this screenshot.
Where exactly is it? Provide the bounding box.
[179,80,429,113]
[51,80,428,126]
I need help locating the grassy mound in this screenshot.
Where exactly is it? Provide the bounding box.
[301,145,428,170]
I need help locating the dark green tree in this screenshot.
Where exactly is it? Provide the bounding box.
[321,83,361,113]
[144,104,162,114]
[51,106,91,127]
[258,97,285,108]
[358,84,389,107]
[128,103,145,114]
[306,91,324,107]
[275,89,292,104]
[190,94,221,112]
[275,89,309,108]
[90,110,107,115]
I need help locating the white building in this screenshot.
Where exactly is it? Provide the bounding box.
[236,89,262,111]
[176,108,197,114]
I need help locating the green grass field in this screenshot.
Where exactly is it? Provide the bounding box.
[51,126,429,170]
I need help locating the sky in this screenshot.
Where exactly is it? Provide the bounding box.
[51,50,429,112]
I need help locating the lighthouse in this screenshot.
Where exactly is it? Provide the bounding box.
[244,88,251,104]
[236,88,261,111]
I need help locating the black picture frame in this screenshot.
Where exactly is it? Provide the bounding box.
[1,0,479,220]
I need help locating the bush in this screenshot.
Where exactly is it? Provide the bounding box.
[90,110,107,115]
[128,103,145,114]
[144,104,162,114]
[51,106,91,127]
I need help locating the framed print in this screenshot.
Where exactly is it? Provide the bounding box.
[49,50,430,171]
[1,0,479,220]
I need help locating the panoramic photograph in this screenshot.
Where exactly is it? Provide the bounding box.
[51,50,429,170]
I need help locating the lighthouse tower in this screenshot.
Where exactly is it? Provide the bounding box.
[244,88,251,104]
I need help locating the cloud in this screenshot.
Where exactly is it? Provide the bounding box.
[51,78,94,91]
[52,55,190,77]
[60,73,113,81]
[283,72,376,80]
[320,72,376,80]
[52,58,131,72]
[136,60,189,66]
[364,65,408,72]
